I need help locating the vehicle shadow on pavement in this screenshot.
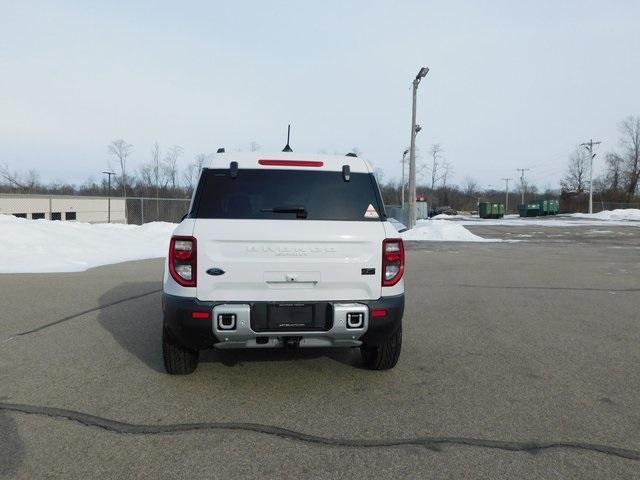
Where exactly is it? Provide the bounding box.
[201,346,362,369]
[0,410,25,477]
[97,282,364,372]
[97,282,165,373]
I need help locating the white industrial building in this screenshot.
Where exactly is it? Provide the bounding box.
[0,194,126,223]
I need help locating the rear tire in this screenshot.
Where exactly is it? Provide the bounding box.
[360,326,402,370]
[162,326,199,375]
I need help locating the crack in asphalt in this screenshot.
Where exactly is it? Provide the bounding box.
[455,284,640,293]
[1,289,162,343]
[2,403,639,461]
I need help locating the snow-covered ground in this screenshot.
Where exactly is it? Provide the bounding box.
[429,209,640,227]
[2,209,637,273]
[0,215,175,273]
[1,214,499,273]
[400,220,498,242]
[568,209,640,221]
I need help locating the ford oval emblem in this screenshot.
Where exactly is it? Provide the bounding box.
[206,268,225,276]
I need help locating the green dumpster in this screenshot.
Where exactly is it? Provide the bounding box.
[480,202,506,219]
[532,199,548,216]
[518,203,540,217]
[479,202,491,219]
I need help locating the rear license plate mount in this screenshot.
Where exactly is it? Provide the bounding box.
[267,304,314,331]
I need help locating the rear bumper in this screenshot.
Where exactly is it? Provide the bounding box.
[162,293,404,350]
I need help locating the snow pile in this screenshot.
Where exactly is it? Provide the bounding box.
[429,212,640,226]
[0,215,176,273]
[401,219,497,242]
[569,209,640,222]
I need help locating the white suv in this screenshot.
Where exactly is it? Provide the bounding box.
[162,152,405,374]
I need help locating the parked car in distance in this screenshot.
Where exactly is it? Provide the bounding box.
[429,205,457,217]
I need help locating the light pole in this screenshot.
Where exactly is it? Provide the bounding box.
[408,66,429,229]
[501,177,512,213]
[517,168,530,204]
[102,171,115,223]
[581,139,601,214]
[401,149,409,211]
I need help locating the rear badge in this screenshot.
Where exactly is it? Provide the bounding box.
[364,204,379,218]
[206,268,225,276]
[361,268,376,275]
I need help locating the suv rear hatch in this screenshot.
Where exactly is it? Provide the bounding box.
[191,167,387,302]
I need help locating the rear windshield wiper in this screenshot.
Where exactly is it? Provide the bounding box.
[260,206,308,219]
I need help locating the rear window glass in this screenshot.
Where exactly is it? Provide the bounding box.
[192,169,385,221]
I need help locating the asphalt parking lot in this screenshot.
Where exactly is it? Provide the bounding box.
[1,225,639,479]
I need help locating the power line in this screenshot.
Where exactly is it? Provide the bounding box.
[580,139,601,214]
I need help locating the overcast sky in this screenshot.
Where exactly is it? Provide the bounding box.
[1,0,639,189]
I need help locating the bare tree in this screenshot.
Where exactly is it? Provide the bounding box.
[137,164,155,189]
[24,170,40,190]
[183,153,212,192]
[436,160,453,206]
[462,176,478,197]
[618,115,640,198]
[440,160,452,188]
[0,164,24,190]
[194,153,210,172]
[151,142,163,193]
[249,141,261,152]
[462,176,478,209]
[603,152,624,192]
[0,164,40,192]
[108,139,133,197]
[163,145,183,190]
[428,144,444,191]
[373,167,385,184]
[560,146,590,193]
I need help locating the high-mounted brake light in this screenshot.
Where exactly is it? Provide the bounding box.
[258,159,324,167]
[382,238,404,287]
[169,236,197,287]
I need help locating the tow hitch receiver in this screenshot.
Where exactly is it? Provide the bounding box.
[284,336,302,350]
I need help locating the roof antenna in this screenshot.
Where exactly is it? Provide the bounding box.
[282,124,293,152]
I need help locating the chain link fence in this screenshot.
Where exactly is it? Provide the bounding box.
[386,203,430,226]
[594,201,640,211]
[125,197,191,225]
[0,193,190,224]
[559,194,640,214]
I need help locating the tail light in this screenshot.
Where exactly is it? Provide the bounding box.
[169,236,196,287]
[382,238,404,287]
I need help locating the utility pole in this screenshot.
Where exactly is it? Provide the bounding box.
[102,171,115,223]
[516,168,530,204]
[401,149,408,211]
[501,177,512,213]
[580,139,601,214]
[408,66,429,229]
